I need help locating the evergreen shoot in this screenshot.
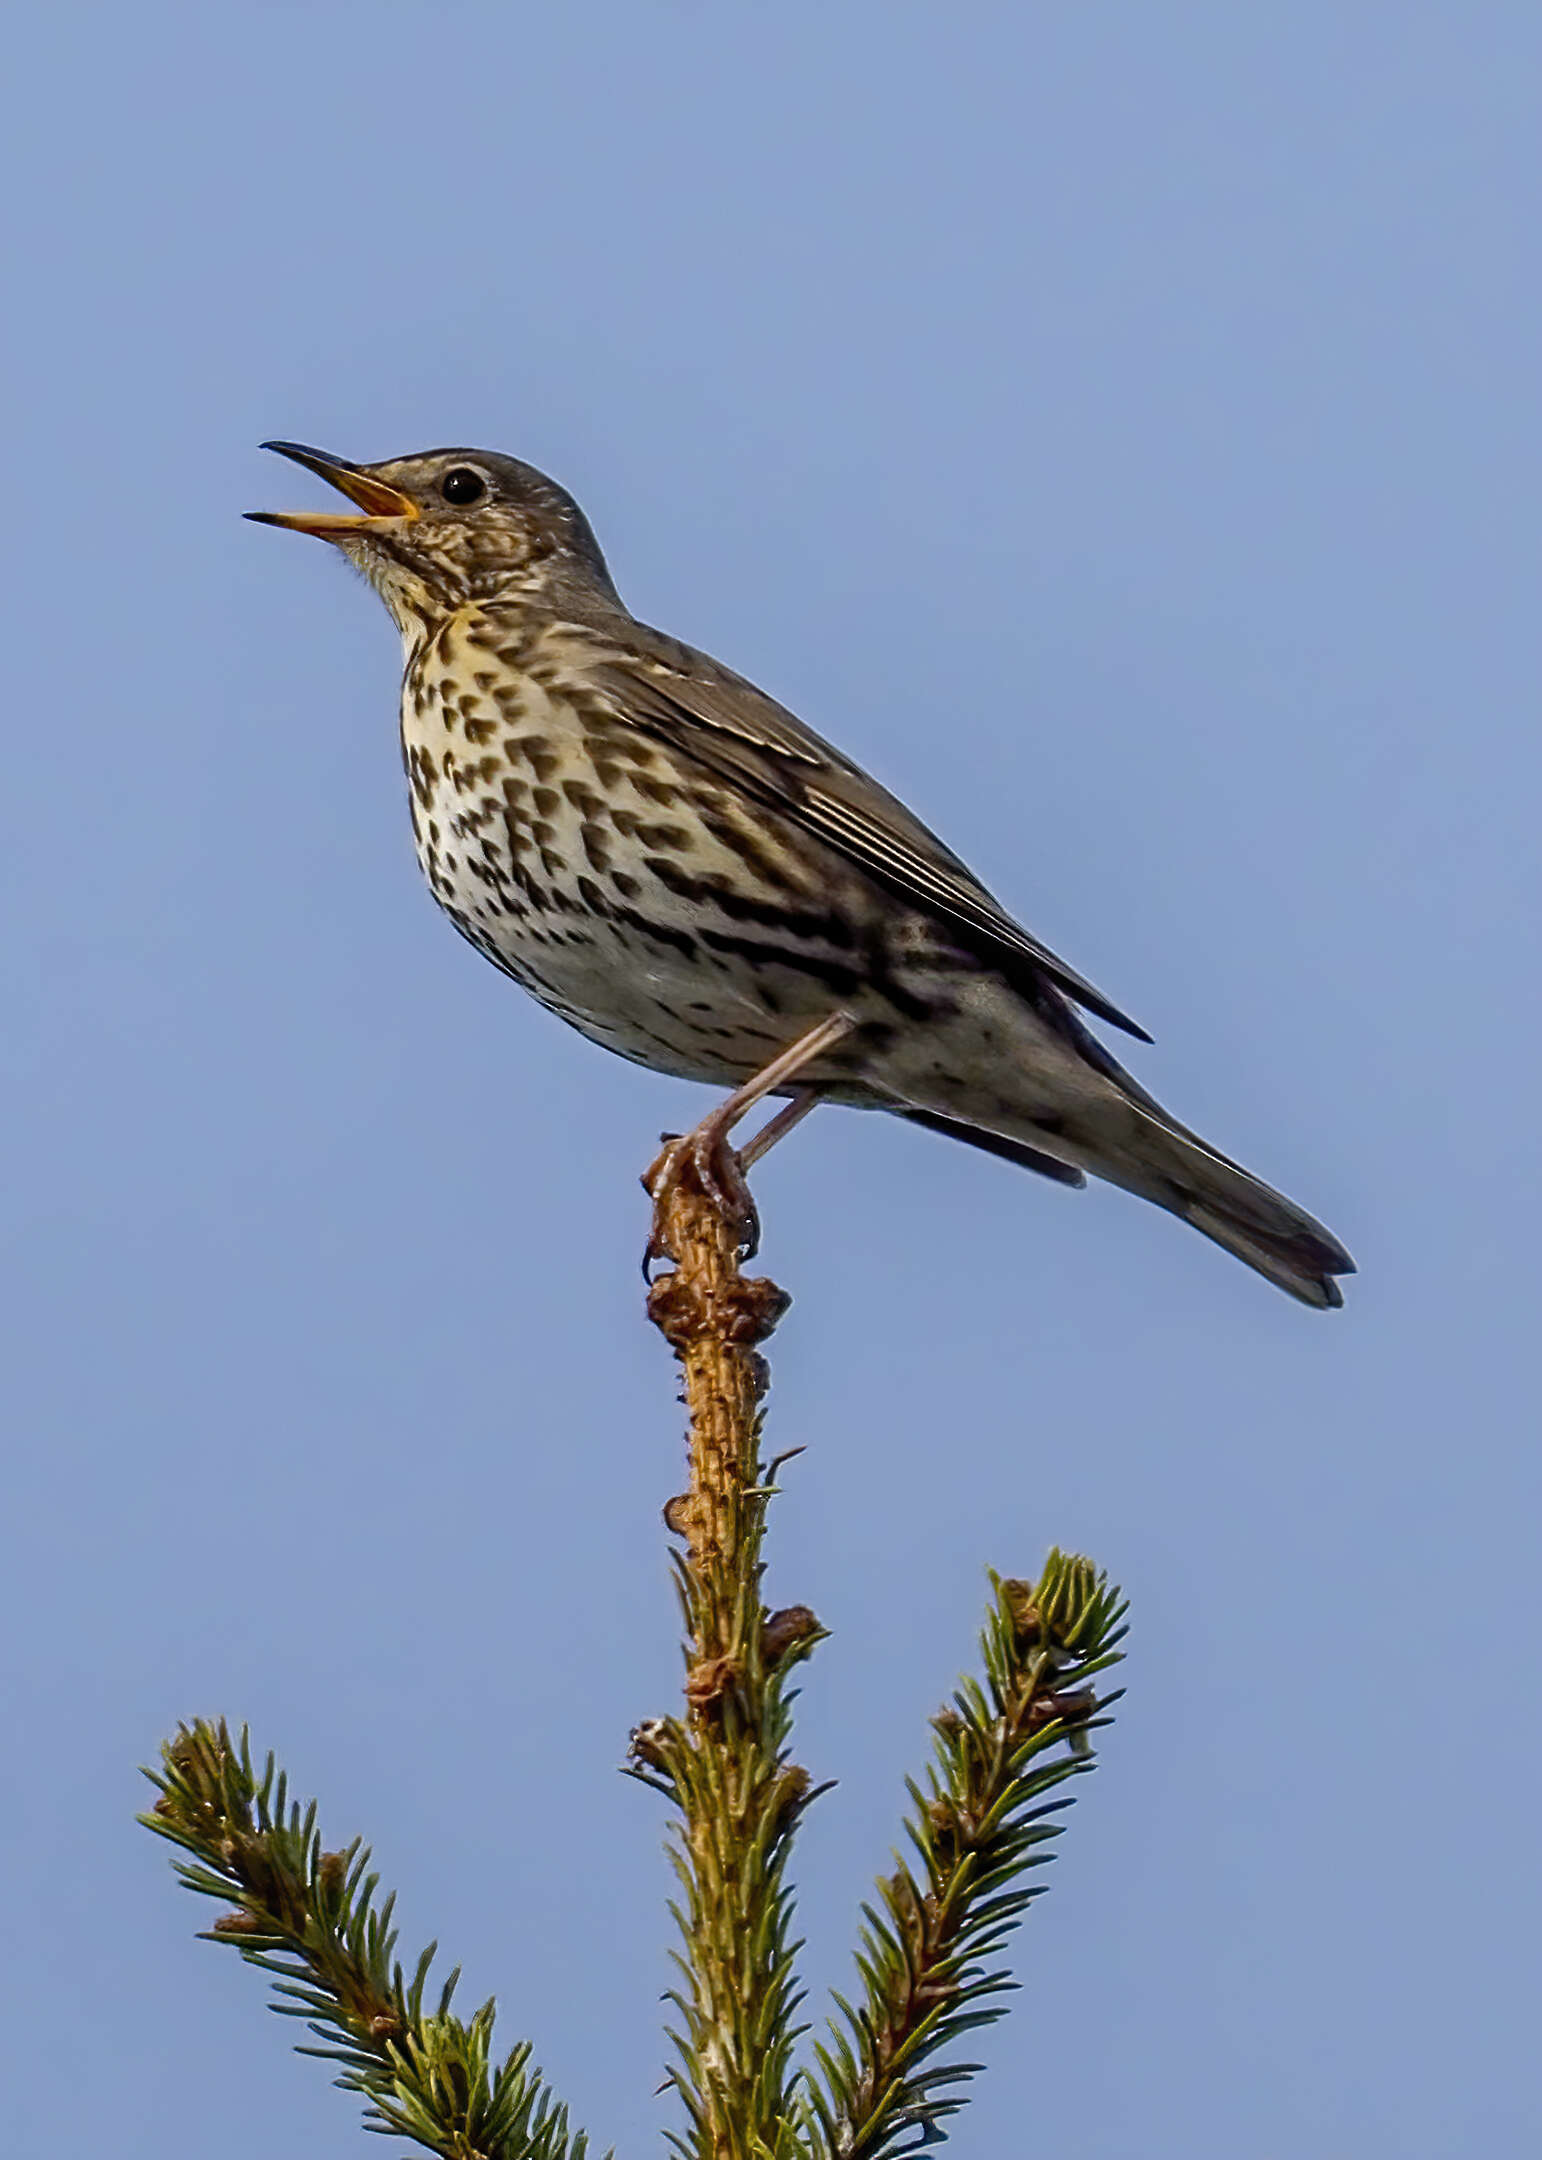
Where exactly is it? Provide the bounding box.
[142,1150,1124,2156]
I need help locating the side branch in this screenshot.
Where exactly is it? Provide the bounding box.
[806,1554,1127,2159]
[140,1720,594,2160]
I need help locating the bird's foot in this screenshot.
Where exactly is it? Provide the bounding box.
[643,1120,761,1275]
[640,1013,853,1274]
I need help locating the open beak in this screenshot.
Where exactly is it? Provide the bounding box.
[245,441,419,537]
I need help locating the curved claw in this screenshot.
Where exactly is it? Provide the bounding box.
[690,1126,761,1261]
[642,1126,760,1272]
[642,1133,687,1278]
[638,1012,850,1273]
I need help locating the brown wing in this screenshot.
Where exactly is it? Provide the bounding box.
[582,623,1152,1042]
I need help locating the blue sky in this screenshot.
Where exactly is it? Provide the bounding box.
[3,6,1538,2154]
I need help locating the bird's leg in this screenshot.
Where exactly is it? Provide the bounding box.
[738,1086,820,1168]
[645,1011,855,1268]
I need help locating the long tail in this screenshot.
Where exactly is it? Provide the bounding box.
[899,1087,1354,1310]
[1120,1110,1353,1307]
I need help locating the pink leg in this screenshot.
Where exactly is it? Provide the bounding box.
[645,1011,855,1265]
[738,1086,820,1168]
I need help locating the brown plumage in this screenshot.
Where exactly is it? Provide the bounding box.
[249,441,1354,1307]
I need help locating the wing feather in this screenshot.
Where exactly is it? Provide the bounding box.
[582,628,1152,1041]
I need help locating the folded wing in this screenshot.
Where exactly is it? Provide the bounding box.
[585,626,1152,1042]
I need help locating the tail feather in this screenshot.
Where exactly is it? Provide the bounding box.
[887,1053,1354,1308]
[1047,1001,1354,1307]
[1108,1101,1354,1309]
[1182,1197,1349,1308]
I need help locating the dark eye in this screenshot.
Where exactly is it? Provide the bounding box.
[440,466,486,506]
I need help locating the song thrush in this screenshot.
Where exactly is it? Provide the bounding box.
[249,441,1353,1307]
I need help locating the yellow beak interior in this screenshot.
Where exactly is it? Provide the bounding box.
[246,441,419,537]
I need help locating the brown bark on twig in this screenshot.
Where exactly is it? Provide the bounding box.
[646,1166,790,1681]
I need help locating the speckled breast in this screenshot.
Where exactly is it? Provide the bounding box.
[394,609,868,1087]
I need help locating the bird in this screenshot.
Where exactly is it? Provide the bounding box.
[248,441,1353,1307]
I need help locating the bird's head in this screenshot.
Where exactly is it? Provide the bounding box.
[247,442,619,631]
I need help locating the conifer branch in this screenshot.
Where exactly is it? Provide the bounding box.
[139,1719,596,2160]
[802,1555,1127,2159]
[633,1156,824,2159]
[142,1150,1127,2160]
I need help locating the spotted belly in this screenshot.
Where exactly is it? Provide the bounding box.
[398,665,884,1088]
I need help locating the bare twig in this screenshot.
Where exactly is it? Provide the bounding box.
[646,1155,790,1661]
